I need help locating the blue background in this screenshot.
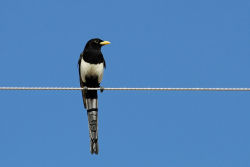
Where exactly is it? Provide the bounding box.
[0,1,250,166]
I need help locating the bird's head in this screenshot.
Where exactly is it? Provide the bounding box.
[84,38,110,51]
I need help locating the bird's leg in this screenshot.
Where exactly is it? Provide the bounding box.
[100,86,104,93]
[83,86,88,94]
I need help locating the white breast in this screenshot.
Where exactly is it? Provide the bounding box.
[80,58,104,83]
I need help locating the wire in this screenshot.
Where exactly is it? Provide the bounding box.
[0,87,250,91]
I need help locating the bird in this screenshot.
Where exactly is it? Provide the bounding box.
[78,38,110,154]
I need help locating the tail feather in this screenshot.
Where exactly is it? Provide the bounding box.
[86,90,99,154]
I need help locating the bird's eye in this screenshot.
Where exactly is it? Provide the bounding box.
[94,40,98,43]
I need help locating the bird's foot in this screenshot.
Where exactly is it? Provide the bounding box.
[100,86,104,93]
[83,86,88,93]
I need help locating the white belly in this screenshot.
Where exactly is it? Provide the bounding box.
[80,58,104,83]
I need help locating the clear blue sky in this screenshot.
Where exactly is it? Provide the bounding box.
[0,1,250,166]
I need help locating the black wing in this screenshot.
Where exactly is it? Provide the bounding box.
[78,52,87,108]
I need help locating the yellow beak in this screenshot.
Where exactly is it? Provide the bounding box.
[100,41,111,45]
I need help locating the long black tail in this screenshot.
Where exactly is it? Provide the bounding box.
[86,90,99,154]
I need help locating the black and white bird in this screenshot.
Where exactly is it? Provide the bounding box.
[78,38,110,154]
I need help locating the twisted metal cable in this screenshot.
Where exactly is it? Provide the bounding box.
[0,87,250,91]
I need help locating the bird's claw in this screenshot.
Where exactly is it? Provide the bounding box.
[100,87,104,93]
[83,86,88,93]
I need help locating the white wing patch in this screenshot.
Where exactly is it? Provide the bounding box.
[80,58,104,83]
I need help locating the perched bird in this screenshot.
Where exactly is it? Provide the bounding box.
[78,38,110,154]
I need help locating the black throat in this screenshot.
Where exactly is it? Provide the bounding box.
[82,49,104,65]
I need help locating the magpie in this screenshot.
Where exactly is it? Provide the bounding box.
[78,38,110,154]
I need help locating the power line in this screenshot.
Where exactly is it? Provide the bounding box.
[0,87,250,91]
